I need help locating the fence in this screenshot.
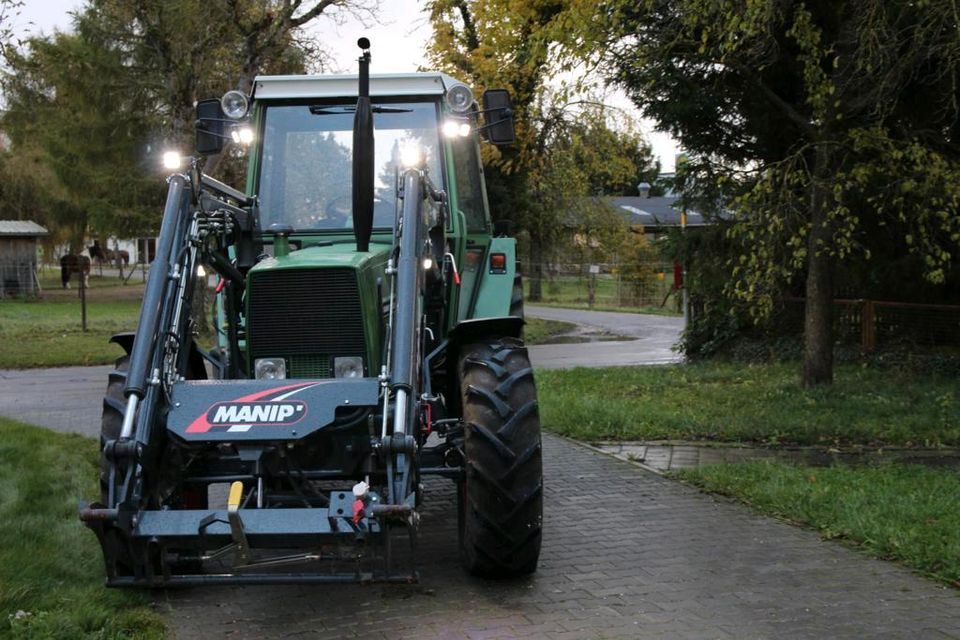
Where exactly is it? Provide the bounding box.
[0,260,41,297]
[780,298,960,352]
[521,261,679,311]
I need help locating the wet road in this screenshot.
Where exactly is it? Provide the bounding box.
[525,306,683,369]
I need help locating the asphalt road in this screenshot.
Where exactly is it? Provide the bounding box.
[525,306,683,368]
[0,364,110,437]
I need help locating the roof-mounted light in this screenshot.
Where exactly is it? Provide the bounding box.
[220,90,249,120]
[445,83,474,114]
[162,151,182,170]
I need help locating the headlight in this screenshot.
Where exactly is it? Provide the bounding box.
[445,83,474,114]
[334,356,363,378]
[220,90,249,119]
[255,358,286,380]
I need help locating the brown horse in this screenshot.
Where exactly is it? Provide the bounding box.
[60,254,91,288]
[89,241,130,265]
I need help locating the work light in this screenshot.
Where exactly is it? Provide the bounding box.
[221,90,249,119]
[445,83,474,114]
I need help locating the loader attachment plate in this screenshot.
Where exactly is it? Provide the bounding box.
[167,378,380,442]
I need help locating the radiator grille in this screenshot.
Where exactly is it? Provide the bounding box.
[248,268,366,378]
[288,354,332,378]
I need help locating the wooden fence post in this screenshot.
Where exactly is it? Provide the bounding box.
[861,299,876,353]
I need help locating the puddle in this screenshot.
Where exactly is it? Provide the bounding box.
[540,325,633,345]
[592,441,960,472]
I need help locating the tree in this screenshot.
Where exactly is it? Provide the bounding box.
[1,0,378,246]
[2,24,162,247]
[567,0,960,385]
[81,0,377,172]
[426,0,658,299]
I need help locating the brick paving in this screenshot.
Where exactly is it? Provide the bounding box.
[159,435,960,639]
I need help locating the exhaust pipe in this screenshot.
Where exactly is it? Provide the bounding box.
[352,37,374,252]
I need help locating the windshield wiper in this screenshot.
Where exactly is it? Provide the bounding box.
[309,105,413,115]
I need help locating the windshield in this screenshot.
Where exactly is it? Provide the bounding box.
[256,100,443,232]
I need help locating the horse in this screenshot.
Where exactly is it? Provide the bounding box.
[88,242,130,266]
[60,254,91,288]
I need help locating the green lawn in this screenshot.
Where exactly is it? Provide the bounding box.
[0,418,164,639]
[538,362,960,447]
[675,462,960,586]
[0,283,141,368]
[523,317,578,345]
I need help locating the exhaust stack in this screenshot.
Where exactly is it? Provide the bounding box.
[352,37,374,252]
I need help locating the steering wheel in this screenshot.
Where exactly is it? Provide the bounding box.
[324,195,352,227]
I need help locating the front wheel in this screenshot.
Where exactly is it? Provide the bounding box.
[458,338,543,577]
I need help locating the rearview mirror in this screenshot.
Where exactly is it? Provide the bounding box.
[195,99,225,155]
[482,89,516,146]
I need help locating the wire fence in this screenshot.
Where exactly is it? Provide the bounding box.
[0,260,41,297]
[520,261,680,312]
[779,298,960,352]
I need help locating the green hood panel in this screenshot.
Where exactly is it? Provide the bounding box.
[250,241,392,273]
[245,241,391,377]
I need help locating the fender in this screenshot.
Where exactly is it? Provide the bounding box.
[109,332,208,380]
[448,316,524,345]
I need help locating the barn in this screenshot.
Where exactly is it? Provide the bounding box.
[0,220,48,297]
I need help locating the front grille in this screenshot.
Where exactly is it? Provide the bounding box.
[248,268,366,378]
[289,354,332,378]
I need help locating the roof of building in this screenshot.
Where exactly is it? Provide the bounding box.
[0,220,48,237]
[604,196,711,228]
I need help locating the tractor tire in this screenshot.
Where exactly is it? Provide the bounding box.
[99,354,206,575]
[99,355,129,503]
[458,338,542,577]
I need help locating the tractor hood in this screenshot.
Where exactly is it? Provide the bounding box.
[245,242,391,379]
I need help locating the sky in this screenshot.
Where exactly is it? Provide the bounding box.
[12,0,679,173]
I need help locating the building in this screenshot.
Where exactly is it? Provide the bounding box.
[0,220,48,297]
[604,195,712,236]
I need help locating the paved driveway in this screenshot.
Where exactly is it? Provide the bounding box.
[1,312,958,638]
[159,436,959,639]
[0,364,109,437]
[525,306,683,368]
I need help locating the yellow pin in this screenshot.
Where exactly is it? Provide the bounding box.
[228,481,244,510]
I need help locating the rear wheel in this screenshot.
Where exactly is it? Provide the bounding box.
[458,338,542,577]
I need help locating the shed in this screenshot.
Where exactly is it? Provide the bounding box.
[0,220,48,297]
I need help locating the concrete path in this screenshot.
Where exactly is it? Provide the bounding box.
[526,306,683,368]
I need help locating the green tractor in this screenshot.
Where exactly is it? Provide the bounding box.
[81,40,542,585]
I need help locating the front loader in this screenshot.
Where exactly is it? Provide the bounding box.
[81,40,543,586]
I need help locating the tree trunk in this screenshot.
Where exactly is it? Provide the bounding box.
[802,143,834,386]
[528,235,543,302]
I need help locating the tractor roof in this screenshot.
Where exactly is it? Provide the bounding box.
[251,72,465,101]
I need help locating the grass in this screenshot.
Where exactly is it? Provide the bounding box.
[674,461,960,586]
[537,361,960,447]
[0,278,142,368]
[0,417,165,639]
[523,317,578,345]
